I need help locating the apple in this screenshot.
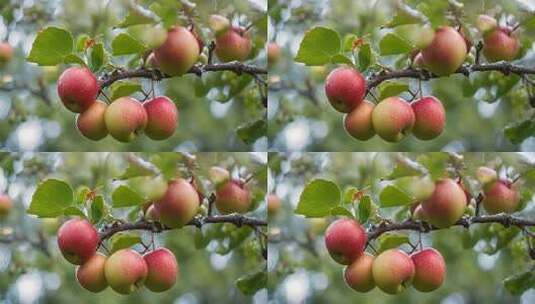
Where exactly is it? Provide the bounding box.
[324,218,367,265]
[0,42,14,67]
[76,100,108,141]
[343,100,375,141]
[324,67,366,113]
[411,96,446,140]
[267,42,281,66]
[344,253,375,292]
[154,26,200,76]
[421,26,467,76]
[411,248,446,292]
[143,248,178,292]
[104,97,147,142]
[482,27,520,62]
[372,96,415,142]
[57,218,99,265]
[215,180,252,214]
[154,179,200,228]
[482,180,520,214]
[104,249,148,295]
[0,194,13,217]
[76,253,108,292]
[421,178,467,228]
[267,194,281,216]
[215,27,252,62]
[372,249,415,294]
[57,67,100,113]
[143,96,178,140]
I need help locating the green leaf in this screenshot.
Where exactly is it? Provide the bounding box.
[379,33,413,56]
[90,42,105,72]
[237,119,266,145]
[27,179,74,218]
[342,186,358,204]
[27,26,74,66]
[111,33,146,56]
[295,179,341,217]
[109,81,143,101]
[63,54,86,66]
[504,117,535,145]
[379,185,413,207]
[116,7,156,28]
[385,158,426,180]
[358,43,373,71]
[503,269,535,295]
[342,34,358,52]
[75,186,91,205]
[330,206,354,218]
[63,206,86,218]
[111,185,145,207]
[295,26,341,66]
[194,229,210,249]
[376,233,410,253]
[75,34,90,52]
[330,54,353,65]
[377,81,410,101]
[90,196,105,224]
[358,195,372,223]
[384,7,424,28]
[236,271,267,296]
[108,232,143,254]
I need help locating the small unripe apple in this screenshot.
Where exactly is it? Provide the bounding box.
[76,253,108,293]
[324,67,366,113]
[482,180,520,214]
[154,179,200,228]
[154,26,200,76]
[57,218,99,265]
[76,100,108,141]
[372,249,415,294]
[104,97,147,142]
[476,15,498,35]
[344,253,375,292]
[143,96,178,140]
[267,42,281,66]
[343,100,375,141]
[57,67,100,113]
[215,180,252,214]
[215,27,252,62]
[482,27,519,62]
[104,249,148,295]
[209,166,230,185]
[411,248,446,292]
[421,26,467,76]
[0,194,13,217]
[476,166,498,189]
[209,15,231,37]
[411,96,446,140]
[267,194,281,216]
[421,178,467,228]
[0,42,14,67]
[324,218,367,265]
[372,96,415,142]
[143,248,178,292]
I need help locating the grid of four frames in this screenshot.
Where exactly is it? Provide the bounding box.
[1,1,534,304]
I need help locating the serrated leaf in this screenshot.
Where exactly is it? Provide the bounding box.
[379,33,413,56]
[379,185,413,207]
[111,185,145,207]
[27,179,74,218]
[27,27,73,66]
[295,179,341,217]
[295,27,341,66]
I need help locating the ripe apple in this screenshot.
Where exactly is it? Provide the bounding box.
[57,67,100,113]
[324,67,366,113]
[411,248,446,292]
[421,26,467,76]
[372,249,415,294]
[143,248,178,292]
[0,194,12,217]
[411,96,446,140]
[76,253,108,292]
[324,218,367,265]
[104,97,147,142]
[421,178,467,228]
[0,42,13,67]
[267,194,281,216]
[57,218,99,265]
[344,253,375,292]
[267,42,281,66]
[76,100,108,141]
[215,27,252,62]
[482,180,520,214]
[215,180,252,214]
[343,100,375,141]
[104,249,147,295]
[143,96,178,140]
[154,179,200,228]
[482,27,520,62]
[154,26,200,76]
[372,96,415,142]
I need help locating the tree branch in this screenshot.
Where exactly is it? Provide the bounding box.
[366,214,535,244]
[98,214,267,242]
[366,62,535,94]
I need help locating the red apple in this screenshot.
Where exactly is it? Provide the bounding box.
[343,100,375,141]
[411,96,446,140]
[154,26,200,76]
[143,96,178,140]
[324,218,367,265]
[144,248,178,292]
[324,67,366,113]
[57,218,99,265]
[76,100,108,141]
[57,67,99,113]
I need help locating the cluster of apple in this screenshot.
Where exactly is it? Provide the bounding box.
[58,15,253,143]
[57,218,178,294]
[325,67,446,142]
[324,15,520,143]
[57,66,179,142]
[0,41,13,68]
[324,167,520,294]
[0,193,12,218]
